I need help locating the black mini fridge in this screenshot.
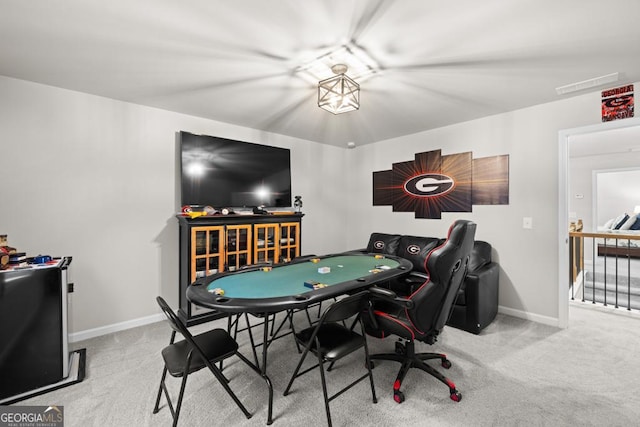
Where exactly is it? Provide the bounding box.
[0,257,82,402]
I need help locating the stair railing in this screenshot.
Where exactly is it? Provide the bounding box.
[569,231,640,311]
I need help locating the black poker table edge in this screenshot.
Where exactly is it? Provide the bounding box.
[186,253,413,314]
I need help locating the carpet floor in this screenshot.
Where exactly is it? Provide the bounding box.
[17,302,640,426]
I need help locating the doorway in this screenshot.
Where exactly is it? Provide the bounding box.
[558,117,640,328]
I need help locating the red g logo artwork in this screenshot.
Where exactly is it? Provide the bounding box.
[373,149,509,219]
[404,174,454,197]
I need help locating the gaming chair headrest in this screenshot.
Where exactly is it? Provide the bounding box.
[426,220,477,286]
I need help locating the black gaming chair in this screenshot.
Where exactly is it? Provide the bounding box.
[363,220,476,403]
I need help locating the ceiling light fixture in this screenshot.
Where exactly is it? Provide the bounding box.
[318,64,360,114]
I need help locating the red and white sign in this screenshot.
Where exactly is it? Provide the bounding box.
[602,84,634,122]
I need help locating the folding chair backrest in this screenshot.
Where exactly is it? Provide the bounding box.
[320,291,369,324]
[157,296,195,343]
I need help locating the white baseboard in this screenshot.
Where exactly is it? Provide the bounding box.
[69,304,561,343]
[498,305,560,328]
[69,313,165,343]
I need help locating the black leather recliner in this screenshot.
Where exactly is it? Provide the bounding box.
[447,241,499,334]
[360,232,499,334]
[363,233,442,295]
[363,220,477,403]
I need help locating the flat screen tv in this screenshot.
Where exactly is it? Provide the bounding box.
[180,131,292,209]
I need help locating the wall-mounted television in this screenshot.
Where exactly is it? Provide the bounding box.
[179,131,292,209]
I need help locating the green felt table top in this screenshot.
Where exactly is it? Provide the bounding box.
[205,254,400,299]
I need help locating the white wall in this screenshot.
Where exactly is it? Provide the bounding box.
[0,75,350,333]
[0,73,621,334]
[596,169,640,226]
[344,93,601,323]
[568,156,597,231]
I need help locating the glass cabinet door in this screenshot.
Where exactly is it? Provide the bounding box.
[191,226,224,282]
[254,223,279,263]
[225,224,252,270]
[279,222,300,262]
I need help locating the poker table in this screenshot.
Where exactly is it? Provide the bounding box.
[187,253,411,425]
[187,253,412,314]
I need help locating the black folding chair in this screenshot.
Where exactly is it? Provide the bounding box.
[153,296,273,426]
[283,291,377,427]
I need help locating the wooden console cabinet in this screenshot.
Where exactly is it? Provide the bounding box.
[177,213,303,325]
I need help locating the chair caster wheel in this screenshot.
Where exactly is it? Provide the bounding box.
[366,360,375,369]
[450,390,462,402]
[441,359,452,369]
[393,390,405,403]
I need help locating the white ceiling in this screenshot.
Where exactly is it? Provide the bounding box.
[2,0,640,148]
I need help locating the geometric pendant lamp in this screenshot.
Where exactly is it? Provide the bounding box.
[318,64,360,114]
